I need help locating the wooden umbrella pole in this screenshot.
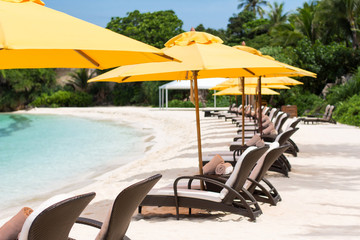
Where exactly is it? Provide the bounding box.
[241,77,245,146]
[193,71,204,176]
[258,76,263,137]
[193,71,205,190]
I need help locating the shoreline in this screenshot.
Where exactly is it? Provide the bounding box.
[0,107,154,219]
[1,107,360,239]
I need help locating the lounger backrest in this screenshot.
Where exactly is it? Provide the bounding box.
[273,112,285,129]
[268,108,278,121]
[220,146,269,203]
[275,113,289,132]
[236,105,242,113]
[289,118,301,129]
[283,117,300,131]
[325,105,335,120]
[97,174,161,240]
[244,105,251,115]
[262,106,268,115]
[19,192,95,240]
[323,104,331,119]
[229,103,236,111]
[275,128,299,145]
[244,142,279,190]
[265,107,272,116]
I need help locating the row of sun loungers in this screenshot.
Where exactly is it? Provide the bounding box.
[137,105,303,222]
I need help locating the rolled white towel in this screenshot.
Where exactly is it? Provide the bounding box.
[255,139,265,147]
[263,122,275,135]
[203,154,224,174]
[245,134,261,146]
[215,162,233,175]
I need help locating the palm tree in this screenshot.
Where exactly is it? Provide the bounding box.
[67,68,96,92]
[238,0,268,18]
[293,1,318,43]
[316,0,360,49]
[267,1,288,27]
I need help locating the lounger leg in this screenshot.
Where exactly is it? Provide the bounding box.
[279,154,292,171]
[288,138,300,153]
[246,178,281,206]
[138,206,142,214]
[269,159,289,177]
[239,188,263,221]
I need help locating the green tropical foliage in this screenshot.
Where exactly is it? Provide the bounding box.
[333,94,360,126]
[106,10,183,48]
[67,68,96,92]
[0,69,56,111]
[30,90,93,108]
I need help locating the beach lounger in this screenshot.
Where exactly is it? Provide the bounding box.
[75,174,161,240]
[200,143,289,206]
[209,103,235,117]
[17,192,95,240]
[139,146,268,221]
[302,105,336,124]
[277,117,302,156]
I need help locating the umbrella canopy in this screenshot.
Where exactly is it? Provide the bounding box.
[234,46,317,78]
[210,78,293,90]
[89,32,301,83]
[214,86,280,95]
[0,0,176,69]
[89,31,309,177]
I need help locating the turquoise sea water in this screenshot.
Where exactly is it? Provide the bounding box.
[0,113,144,215]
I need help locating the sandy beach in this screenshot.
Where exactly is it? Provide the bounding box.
[1,106,360,239]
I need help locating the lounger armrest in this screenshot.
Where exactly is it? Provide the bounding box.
[75,217,103,229]
[173,176,241,198]
[174,175,230,190]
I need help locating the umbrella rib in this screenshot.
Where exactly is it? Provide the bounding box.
[75,50,100,68]
[153,53,179,62]
[244,68,255,76]
[121,76,131,82]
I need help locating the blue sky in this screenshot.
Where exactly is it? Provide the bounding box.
[45,0,307,30]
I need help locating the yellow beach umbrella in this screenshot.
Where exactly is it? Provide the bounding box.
[89,31,306,176]
[0,0,176,69]
[214,86,280,96]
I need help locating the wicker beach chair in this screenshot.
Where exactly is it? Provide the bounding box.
[139,146,268,221]
[75,174,161,240]
[18,192,95,240]
[209,103,235,117]
[202,142,290,206]
[302,105,336,124]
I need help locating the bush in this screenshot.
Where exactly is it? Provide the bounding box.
[326,67,360,105]
[333,94,360,126]
[30,90,93,107]
[167,99,203,108]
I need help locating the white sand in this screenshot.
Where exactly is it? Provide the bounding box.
[1,107,360,239]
